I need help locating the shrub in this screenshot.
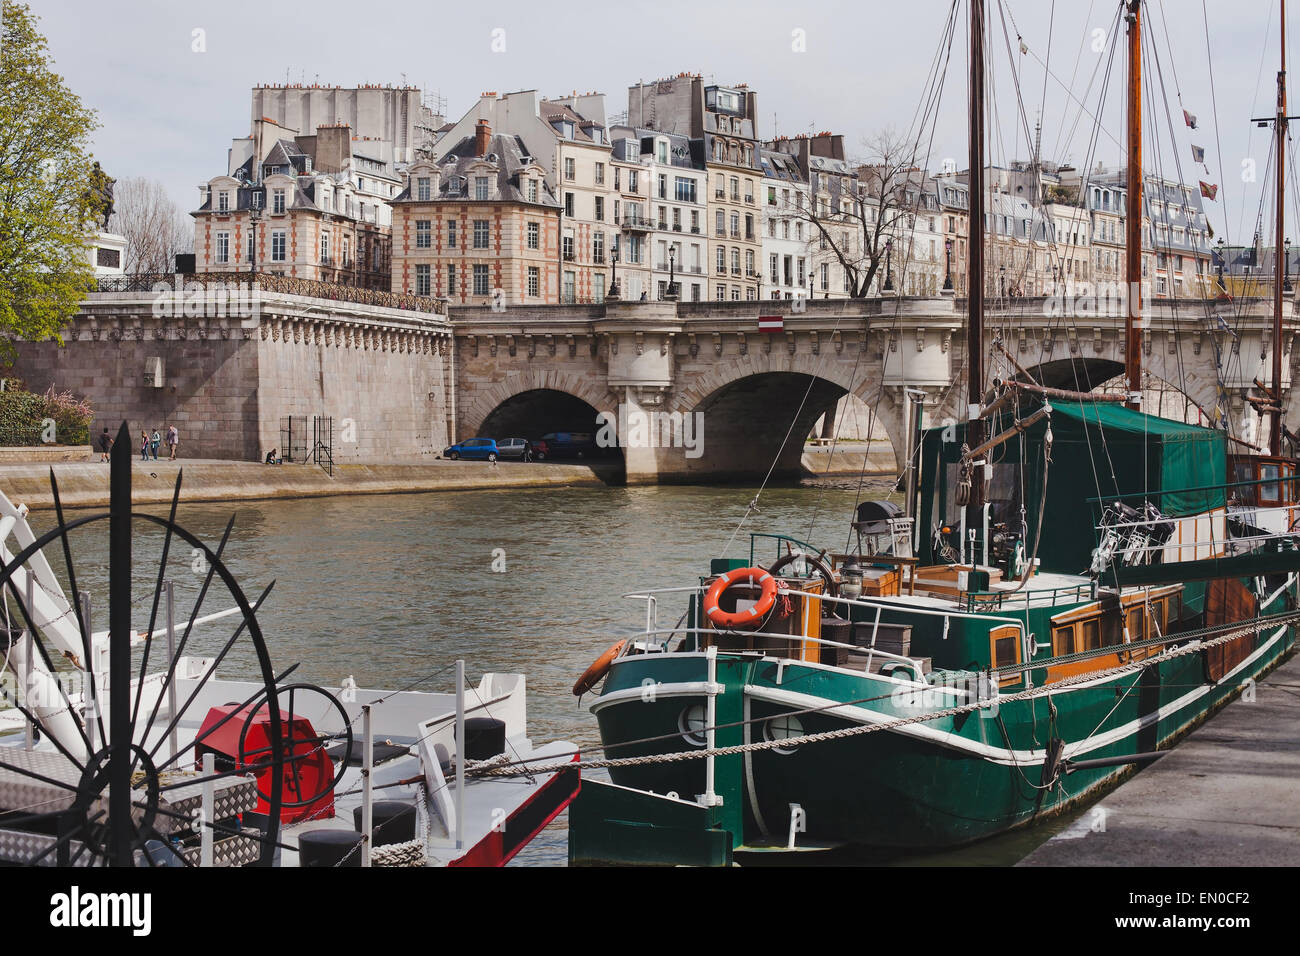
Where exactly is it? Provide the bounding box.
[0,381,94,446]
[41,386,93,446]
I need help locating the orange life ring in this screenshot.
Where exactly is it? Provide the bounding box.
[703,567,778,629]
[572,639,627,696]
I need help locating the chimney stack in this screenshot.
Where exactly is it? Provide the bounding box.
[475,119,491,157]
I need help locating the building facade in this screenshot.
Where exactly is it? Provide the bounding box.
[391,124,560,306]
[194,125,396,290]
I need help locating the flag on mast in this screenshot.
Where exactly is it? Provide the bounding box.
[1191,144,1206,164]
[1199,181,1219,200]
[1183,109,1199,129]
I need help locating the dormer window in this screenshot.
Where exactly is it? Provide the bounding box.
[416,177,431,201]
[475,175,491,200]
[527,178,538,203]
[217,191,229,212]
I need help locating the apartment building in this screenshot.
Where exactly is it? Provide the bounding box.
[609,125,708,301]
[628,75,763,300]
[391,122,560,305]
[194,123,396,289]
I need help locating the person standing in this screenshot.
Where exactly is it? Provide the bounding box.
[98,427,112,463]
[140,430,149,461]
[166,424,178,460]
[150,428,161,461]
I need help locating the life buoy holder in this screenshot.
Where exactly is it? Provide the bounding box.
[703,567,778,629]
[572,639,627,696]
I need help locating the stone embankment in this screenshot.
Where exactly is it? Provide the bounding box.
[0,458,609,510]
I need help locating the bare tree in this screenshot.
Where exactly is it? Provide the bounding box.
[790,129,925,298]
[107,176,192,274]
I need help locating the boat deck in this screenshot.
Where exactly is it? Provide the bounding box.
[1018,650,1300,867]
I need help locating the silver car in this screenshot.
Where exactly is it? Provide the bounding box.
[496,438,534,461]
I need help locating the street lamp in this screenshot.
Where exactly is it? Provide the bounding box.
[943,237,953,291]
[883,238,894,292]
[248,186,265,276]
[667,245,678,300]
[609,247,621,300]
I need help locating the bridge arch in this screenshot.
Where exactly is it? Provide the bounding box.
[664,353,910,482]
[459,369,615,441]
[1016,357,1223,426]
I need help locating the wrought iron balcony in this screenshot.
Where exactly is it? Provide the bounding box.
[621,215,653,231]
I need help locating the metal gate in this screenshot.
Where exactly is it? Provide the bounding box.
[280,416,308,462]
[312,416,333,476]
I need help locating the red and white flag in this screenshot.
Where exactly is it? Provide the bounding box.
[1199,181,1218,200]
[758,314,784,332]
[1183,109,1198,129]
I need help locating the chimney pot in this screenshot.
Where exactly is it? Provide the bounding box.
[475,119,492,157]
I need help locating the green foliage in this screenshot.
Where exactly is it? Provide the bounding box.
[0,388,43,445]
[0,379,92,446]
[40,384,91,444]
[0,1,98,348]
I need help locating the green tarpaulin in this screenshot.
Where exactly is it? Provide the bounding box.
[918,398,1227,574]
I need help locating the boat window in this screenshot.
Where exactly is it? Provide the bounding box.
[1080,619,1102,651]
[1261,463,1280,503]
[1148,598,1165,637]
[764,714,804,754]
[1124,606,1144,643]
[678,704,707,747]
[1052,623,1075,657]
[989,625,1021,686]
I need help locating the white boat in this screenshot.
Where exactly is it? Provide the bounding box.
[0,450,579,868]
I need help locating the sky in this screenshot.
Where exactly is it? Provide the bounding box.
[24,0,1297,249]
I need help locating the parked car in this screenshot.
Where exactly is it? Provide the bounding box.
[496,438,533,461]
[443,438,499,461]
[536,432,597,460]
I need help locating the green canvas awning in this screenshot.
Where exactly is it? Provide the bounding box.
[917,398,1229,574]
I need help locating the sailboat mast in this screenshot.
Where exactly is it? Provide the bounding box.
[967,0,986,521]
[1272,0,1287,456]
[1125,0,1143,410]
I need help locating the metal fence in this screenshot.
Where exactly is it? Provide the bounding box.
[280,416,308,463]
[96,272,445,314]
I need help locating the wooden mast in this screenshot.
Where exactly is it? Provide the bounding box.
[966,0,986,530]
[1272,0,1287,456]
[1125,0,1143,410]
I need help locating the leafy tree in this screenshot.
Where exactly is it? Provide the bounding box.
[0,1,98,347]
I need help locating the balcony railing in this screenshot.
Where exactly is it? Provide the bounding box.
[97,271,445,313]
[622,215,653,231]
[657,221,668,230]
[672,223,682,232]
[690,225,701,234]
[744,195,754,205]
[715,189,725,199]
[563,251,576,261]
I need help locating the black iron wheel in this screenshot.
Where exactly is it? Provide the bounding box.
[0,424,284,867]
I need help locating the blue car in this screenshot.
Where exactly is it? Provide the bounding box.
[442,438,499,461]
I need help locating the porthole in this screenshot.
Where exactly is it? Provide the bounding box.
[764,714,804,754]
[678,704,707,747]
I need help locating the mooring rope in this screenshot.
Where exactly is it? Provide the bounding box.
[466,610,1299,777]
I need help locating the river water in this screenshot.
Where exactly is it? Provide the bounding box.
[25,476,1088,866]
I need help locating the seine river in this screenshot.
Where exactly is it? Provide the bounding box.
[31,476,1089,866]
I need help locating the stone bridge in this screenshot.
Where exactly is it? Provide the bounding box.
[451,295,1300,483]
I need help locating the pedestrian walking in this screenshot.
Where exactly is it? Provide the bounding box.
[150,428,161,461]
[98,427,112,463]
[166,424,178,460]
[140,431,149,461]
